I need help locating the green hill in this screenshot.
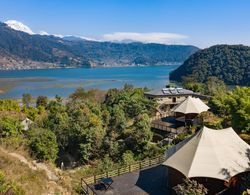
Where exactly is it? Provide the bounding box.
[170,45,250,86]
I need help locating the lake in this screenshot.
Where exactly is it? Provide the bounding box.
[0,65,179,99]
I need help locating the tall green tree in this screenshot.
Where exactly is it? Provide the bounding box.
[22,93,32,107]
[205,76,226,96]
[36,96,48,108]
[129,114,153,155]
[69,87,88,101]
[209,86,250,133]
[28,128,58,162]
[0,100,20,112]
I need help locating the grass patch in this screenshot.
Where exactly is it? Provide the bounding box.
[0,149,47,195]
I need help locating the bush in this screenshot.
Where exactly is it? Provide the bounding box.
[28,128,58,162]
[98,155,114,172]
[0,171,24,195]
[121,150,135,165]
[36,96,48,108]
[172,132,190,145]
[173,178,208,195]
[0,116,22,137]
[0,100,20,112]
[209,86,250,133]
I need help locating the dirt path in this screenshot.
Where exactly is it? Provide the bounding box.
[0,147,59,181]
[0,147,72,194]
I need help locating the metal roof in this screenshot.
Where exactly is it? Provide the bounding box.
[144,88,194,96]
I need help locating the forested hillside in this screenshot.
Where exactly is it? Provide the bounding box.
[0,22,198,70]
[170,45,250,86]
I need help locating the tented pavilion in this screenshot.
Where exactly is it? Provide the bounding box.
[172,96,209,125]
[162,126,250,194]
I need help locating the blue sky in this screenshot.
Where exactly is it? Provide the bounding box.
[0,0,249,48]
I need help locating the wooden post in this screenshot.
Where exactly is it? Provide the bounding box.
[139,161,141,169]
[106,171,108,178]
[94,175,96,183]
[129,165,131,172]
[118,168,120,176]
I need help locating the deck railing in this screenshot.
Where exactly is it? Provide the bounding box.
[81,178,97,195]
[81,155,166,186]
[151,122,178,133]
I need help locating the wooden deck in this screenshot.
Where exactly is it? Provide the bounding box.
[91,165,169,195]
[151,116,186,134]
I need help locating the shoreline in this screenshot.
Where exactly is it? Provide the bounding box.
[0,63,181,72]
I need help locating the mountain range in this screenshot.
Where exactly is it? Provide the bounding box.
[0,20,199,70]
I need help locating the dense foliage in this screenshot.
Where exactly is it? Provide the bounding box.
[0,116,22,137]
[0,86,160,167]
[170,45,250,86]
[183,76,227,95]
[28,128,58,161]
[209,86,250,133]
[0,22,198,69]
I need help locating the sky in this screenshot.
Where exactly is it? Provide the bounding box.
[0,0,249,48]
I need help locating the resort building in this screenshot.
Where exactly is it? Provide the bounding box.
[144,87,194,107]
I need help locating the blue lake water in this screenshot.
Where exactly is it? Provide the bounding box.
[0,65,179,98]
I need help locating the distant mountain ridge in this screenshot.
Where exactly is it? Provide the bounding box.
[0,21,199,70]
[170,44,250,86]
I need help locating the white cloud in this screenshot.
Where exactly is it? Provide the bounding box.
[101,32,188,44]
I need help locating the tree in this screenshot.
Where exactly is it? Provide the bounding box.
[69,87,87,101]
[55,95,63,103]
[36,96,48,108]
[44,100,69,150]
[205,76,226,96]
[22,93,32,107]
[225,87,250,133]
[209,86,250,133]
[98,155,114,171]
[182,77,205,93]
[129,114,153,155]
[110,105,126,134]
[28,128,58,162]
[23,106,39,121]
[173,178,208,195]
[121,150,135,165]
[66,101,106,163]
[184,82,205,93]
[0,116,22,137]
[0,100,20,112]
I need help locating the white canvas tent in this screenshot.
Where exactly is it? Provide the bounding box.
[163,126,250,181]
[172,96,209,114]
